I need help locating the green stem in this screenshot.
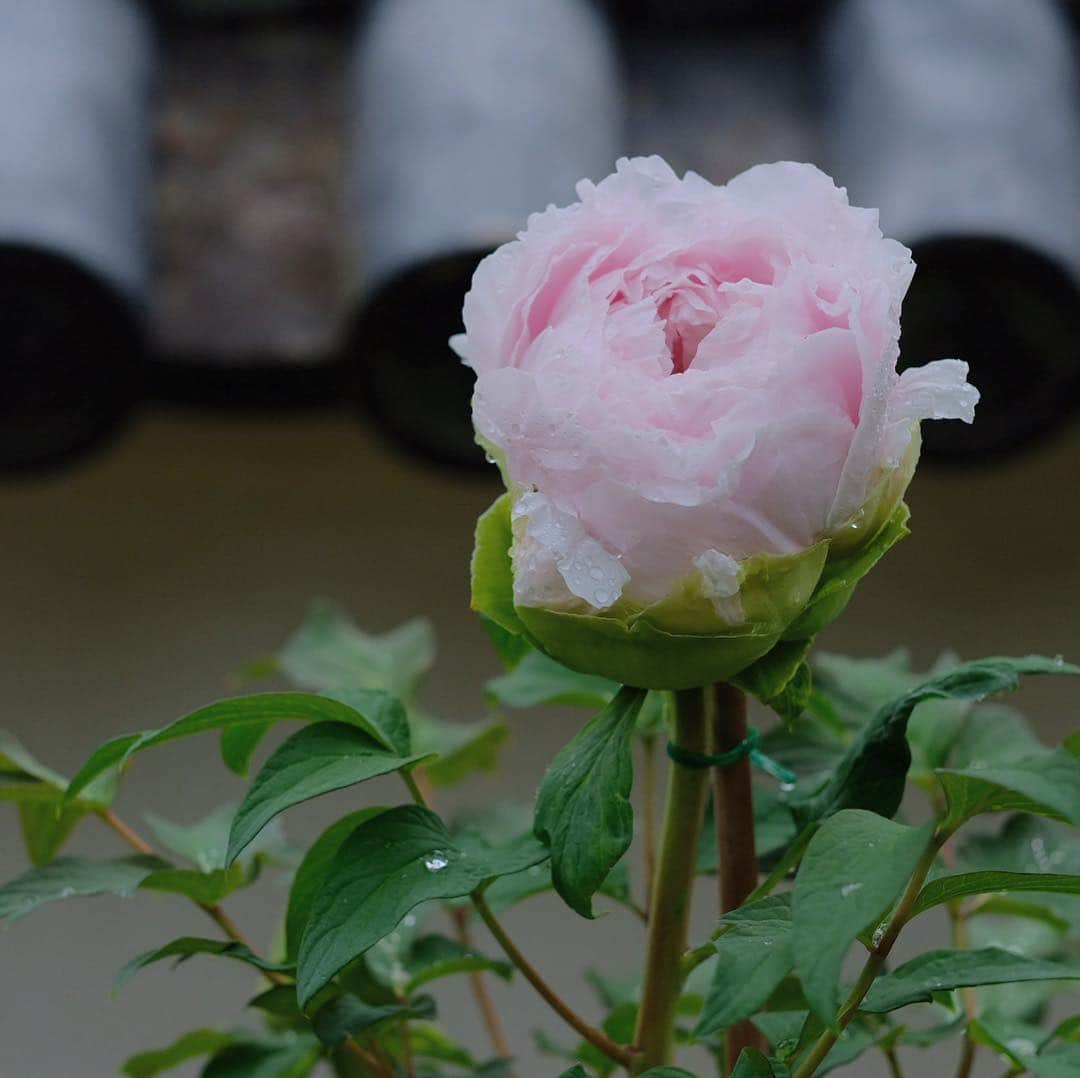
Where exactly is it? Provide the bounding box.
[401,769,627,1068]
[632,688,712,1073]
[793,831,945,1078]
[681,823,818,978]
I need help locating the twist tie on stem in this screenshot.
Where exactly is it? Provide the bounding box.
[666,727,797,787]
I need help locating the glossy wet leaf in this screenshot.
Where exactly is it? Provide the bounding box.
[114,937,291,994]
[912,871,1080,916]
[296,804,546,1005]
[533,686,646,917]
[65,693,387,804]
[795,656,1080,826]
[284,809,386,962]
[937,748,1080,830]
[226,722,428,864]
[861,947,1080,1012]
[792,810,934,1024]
[695,896,794,1038]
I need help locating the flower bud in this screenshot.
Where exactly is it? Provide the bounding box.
[460,158,978,694]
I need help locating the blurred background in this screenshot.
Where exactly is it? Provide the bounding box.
[1,0,1078,1074]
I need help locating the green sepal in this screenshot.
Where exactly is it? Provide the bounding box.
[470,492,910,694]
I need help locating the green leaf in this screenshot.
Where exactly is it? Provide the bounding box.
[861,947,1080,1012]
[220,723,275,778]
[694,896,794,1038]
[65,693,388,804]
[403,934,512,993]
[226,722,429,865]
[912,871,1080,917]
[792,810,935,1024]
[471,494,527,640]
[17,800,87,865]
[140,865,247,904]
[202,1034,321,1078]
[121,1029,236,1077]
[284,809,386,962]
[312,994,436,1047]
[486,648,617,709]
[640,1069,699,1077]
[280,600,435,700]
[731,640,814,724]
[970,896,1071,933]
[146,802,238,872]
[0,855,168,921]
[936,749,1080,830]
[783,503,909,643]
[296,804,547,1005]
[556,1068,589,1078]
[534,686,646,918]
[731,1050,790,1077]
[795,656,1080,826]
[114,937,291,994]
[410,713,508,787]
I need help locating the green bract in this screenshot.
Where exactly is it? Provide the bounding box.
[471,489,910,696]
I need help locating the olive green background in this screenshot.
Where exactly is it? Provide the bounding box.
[1,410,1077,1076]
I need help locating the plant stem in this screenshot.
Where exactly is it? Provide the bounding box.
[451,906,514,1065]
[883,1045,905,1078]
[402,770,619,1067]
[632,688,711,1073]
[98,808,286,983]
[941,840,979,1078]
[473,892,634,1069]
[792,832,944,1078]
[681,822,818,978]
[642,735,658,920]
[709,683,767,1066]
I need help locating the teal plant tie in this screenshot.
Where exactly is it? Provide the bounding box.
[666,726,797,787]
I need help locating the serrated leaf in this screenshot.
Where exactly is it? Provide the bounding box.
[121,1029,236,1077]
[284,809,386,962]
[410,713,508,787]
[912,871,1080,917]
[0,855,168,921]
[936,749,1080,830]
[792,810,935,1024]
[795,656,1080,826]
[114,937,291,995]
[534,686,646,918]
[65,693,391,804]
[280,601,435,701]
[486,649,617,709]
[694,896,794,1038]
[403,934,512,993]
[226,723,429,865]
[312,994,436,1046]
[296,804,547,1005]
[861,947,1080,1012]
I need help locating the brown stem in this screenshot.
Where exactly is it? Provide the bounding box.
[709,683,767,1065]
[451,906,515,1066]
[473,892,633,1069]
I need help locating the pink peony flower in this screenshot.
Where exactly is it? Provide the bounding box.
[458,157,977,688]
